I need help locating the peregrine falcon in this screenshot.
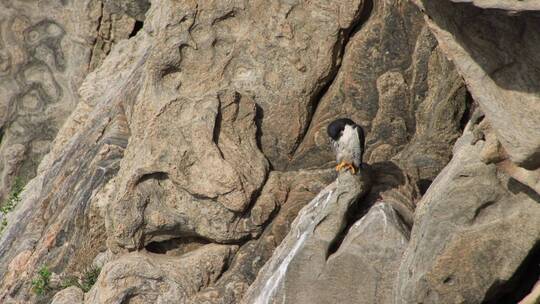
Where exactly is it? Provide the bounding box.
[327,118,365,175]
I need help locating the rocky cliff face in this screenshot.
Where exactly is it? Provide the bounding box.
[0,0,137,202]
[0,0,539,304]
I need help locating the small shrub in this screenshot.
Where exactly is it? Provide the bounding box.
[61,266,101,292]
[60,275,79,289]
[81,266,100,292]
[31,266,52,295]
[0,177,24,234]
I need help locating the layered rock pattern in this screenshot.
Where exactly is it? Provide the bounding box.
[242,171,372,304]
[0,0,136,202]
[415,0,540,169]
[396,127,540,303]
[290,0,467,188]
[0,0,539,303]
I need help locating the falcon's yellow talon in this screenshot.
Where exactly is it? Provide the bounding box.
[336,162,359,174]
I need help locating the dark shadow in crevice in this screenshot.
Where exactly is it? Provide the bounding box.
[325,187,372,259]
[460,90,476,132]
[350,0,374,38]
[254,103,267,164]
[416,178,432,196]
[482,241,540,304]
[136,171,168,184]
[507,177,540,204]
[145,236,210,255]
[213,104,222,146]
[367,162,417,229]
[129,20,144,38]
[286,0,374,167]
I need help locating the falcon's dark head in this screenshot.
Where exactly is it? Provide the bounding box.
[327,118,356,141]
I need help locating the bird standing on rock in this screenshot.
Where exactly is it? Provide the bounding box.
[327,118,365,175]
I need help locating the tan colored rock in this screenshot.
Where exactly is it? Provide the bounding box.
[104,91,270,251]
[290,0,467,190]
[480,131,505,164]
[50,286,83,304]
[86,244,237,303]
[104,0,150,21]
[0,1,518,304]
[395,128,540,304]
[415,0,540,169]
[446,0,540,10]
[242,170,372,304]
[498,160,540,195]
[0,0,135,202]
[0,0,369,301]
[186,169,336,304]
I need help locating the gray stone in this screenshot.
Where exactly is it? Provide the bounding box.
[415,0,540,169]
[50,286,83,304]
[241,170,372,304]
[395,129,540,304]
[446,0,540,10]
[4,0,532,303]
[0,0,369,301]
[0,0,135,203]
[187,169,336,304]
[86,244,237,303]
[308,202,409,304]
[289,0,467,188]
[104,0,150,21]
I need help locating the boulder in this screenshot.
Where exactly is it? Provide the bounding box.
[241,170,372,304]
[85,245,237,304]
[415,0,540,169]
[50,286,83,304]
[395,128,540,303]
[0,0,135,202]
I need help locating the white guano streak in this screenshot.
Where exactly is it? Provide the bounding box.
[252,187,335,304]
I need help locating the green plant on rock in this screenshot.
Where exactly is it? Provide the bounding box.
[61,266,101,292]
[0,177,24,234]
[81,266,100,291]
[31,266,52,295]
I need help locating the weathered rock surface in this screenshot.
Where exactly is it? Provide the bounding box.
[104,0,150,21]
[187,168,336,304]
[242,170,372,304]
[307,202,409,304]
[86,244,237,303]
[3,0,540,303]
[447,0,540,11]
[415,0,540,169]
[0,0,370,301]
[50,286,84,304]
[246,198,410,304]
[396,128,540,304]
[0,0,136,202]
[290,0,467,187]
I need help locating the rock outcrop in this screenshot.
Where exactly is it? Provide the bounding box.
[0,0,136,202]
[396,127,540,303]
[242,170,372,304]
[1,0,539,303]
[290,0,467,188]
[414,0,540,169]
[50,286,84,304]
